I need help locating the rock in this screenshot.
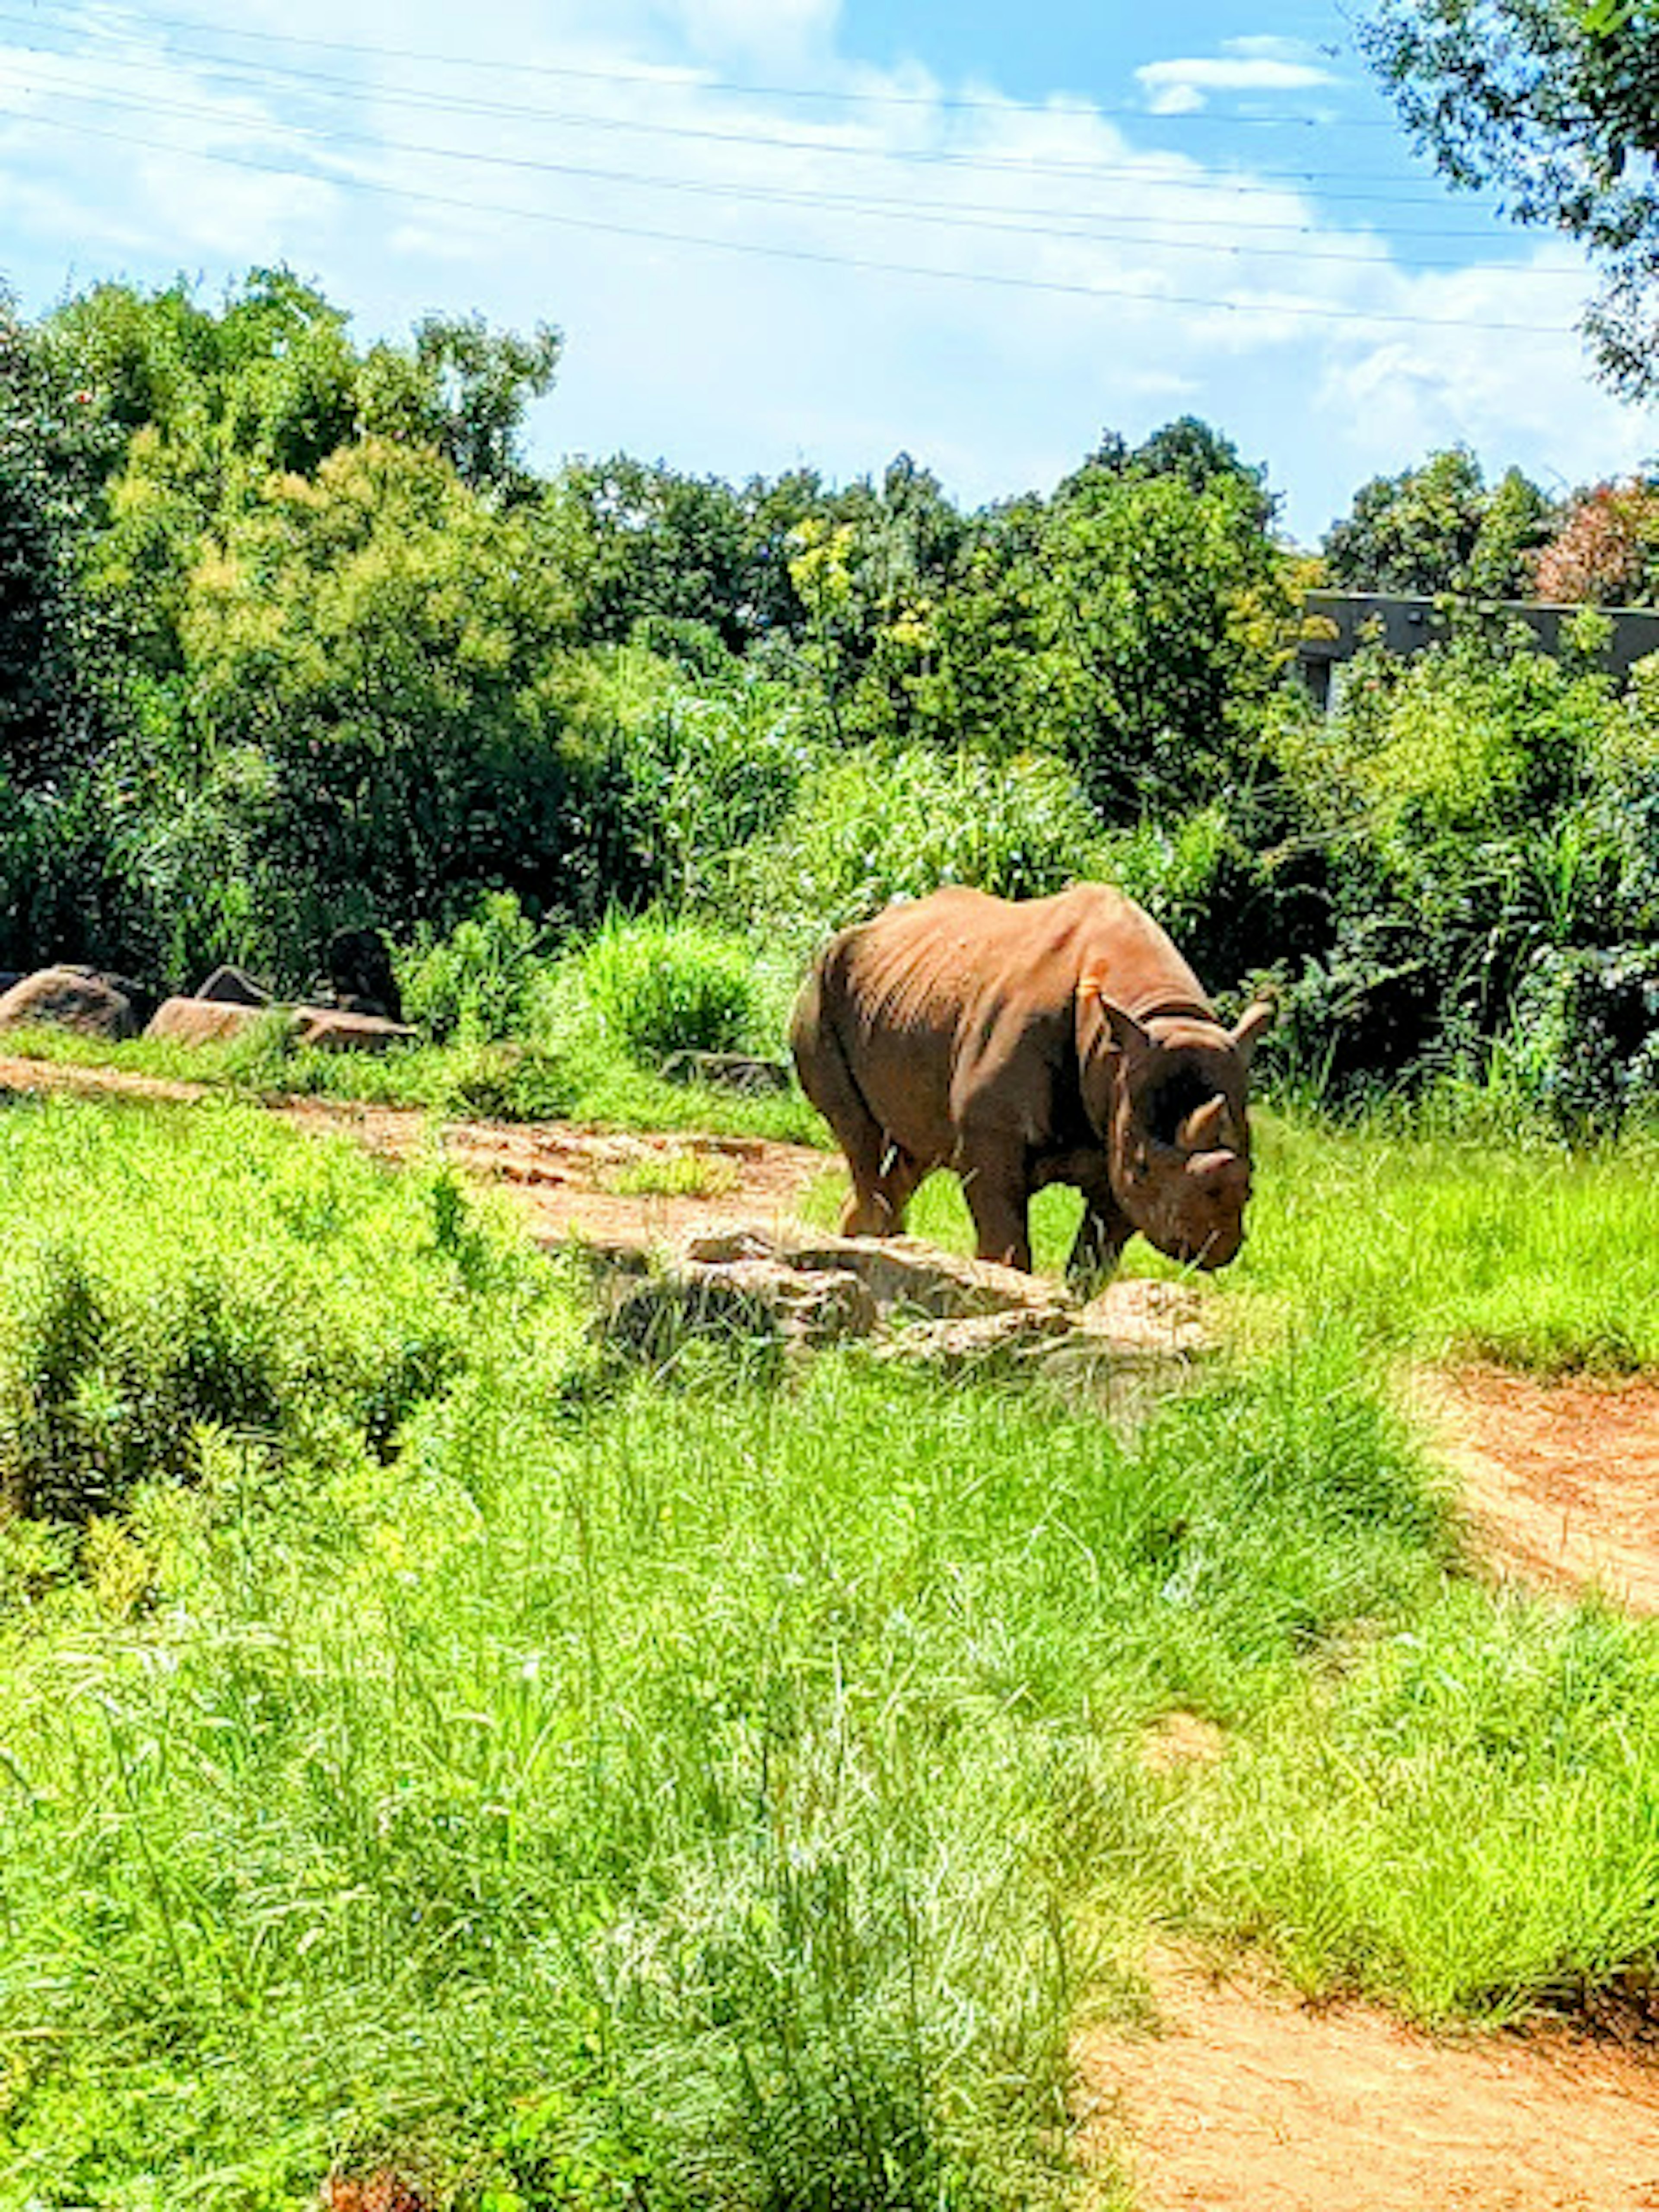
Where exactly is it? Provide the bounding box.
[604,1257,879,1363]
[659,1050,791,1096]
[291,1008,419,1054]
[680,1227,1065,1322]
[194,964,270,1007]
[0,967,139,1039]
[146,996,280,1046]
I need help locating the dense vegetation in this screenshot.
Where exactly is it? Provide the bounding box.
[4,260,1659,2206]
[0,1098,1657,2210]
[4,269,1658,1131]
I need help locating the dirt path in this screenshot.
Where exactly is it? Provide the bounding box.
[0,1052,829,1249]
[12,1049,1659,2211]
[1421,1368,1659,1614]
[1078,1949,1659,2212]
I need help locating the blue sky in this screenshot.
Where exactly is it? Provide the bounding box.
[1,0,1652,540]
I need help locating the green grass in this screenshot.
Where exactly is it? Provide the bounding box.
[805,1109,1659,1373]
[3,1098,1659,2208]
[0,1020,827,1144]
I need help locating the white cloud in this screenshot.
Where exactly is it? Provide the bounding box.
[1136,54,1338,116]
[0,0,1652,539]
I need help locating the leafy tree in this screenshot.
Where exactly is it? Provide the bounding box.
[0,294,107,785]
[1362,0,1659,395]
[1324,447,1553,598]
[1032,451,1282,817]
[177,436,591,961]
[1534,476,1659,601]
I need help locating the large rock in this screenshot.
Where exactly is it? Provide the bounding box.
[292,1007,418,1054]
[681,1228,1065,1322]
[0,966,139,1039]
[603,1257,879,1363]
[147,997,278,1046]
[593,1225,1211,1395]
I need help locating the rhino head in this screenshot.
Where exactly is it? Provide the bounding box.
[1077,989,1273,1270]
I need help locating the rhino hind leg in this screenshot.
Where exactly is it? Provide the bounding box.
[796,1017,923,1239]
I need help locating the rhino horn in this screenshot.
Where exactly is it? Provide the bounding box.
[1230,999,1275,1068]
[1178,1093,1231,1153]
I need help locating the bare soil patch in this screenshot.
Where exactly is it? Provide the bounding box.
[0,1052,826,1250]
[1078,1948,1659,2212]
[1420,1368,1659,1613]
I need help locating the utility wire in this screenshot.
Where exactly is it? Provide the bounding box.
[0,61,1589,278]
[0,101,1581,337]
[0,13,1486,203]
[9,0,1405,128]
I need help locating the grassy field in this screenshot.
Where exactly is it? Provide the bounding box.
[1,1094,1657,2208]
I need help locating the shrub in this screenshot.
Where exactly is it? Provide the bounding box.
[580,911,759,1062]
[1507,943,1659,1138]
[397,888,553,1044]
[736,744,1105,951]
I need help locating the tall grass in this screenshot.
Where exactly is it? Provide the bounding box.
[4,1100,1659,2209]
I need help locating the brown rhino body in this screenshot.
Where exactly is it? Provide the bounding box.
[790,883,1270,1278]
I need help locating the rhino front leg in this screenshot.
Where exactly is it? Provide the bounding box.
[1067,1185,1132,1289]
[957,1137,1034,1274]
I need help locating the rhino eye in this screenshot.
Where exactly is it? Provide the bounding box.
[1144,1068,1214,1146]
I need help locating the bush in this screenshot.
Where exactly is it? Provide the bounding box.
[1507,943,1659,1138]
[580,911,759,1062]
[397,888,553,1044]
[736,744,1106,951]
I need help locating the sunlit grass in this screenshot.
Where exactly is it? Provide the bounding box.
[3,1096,1659,2207]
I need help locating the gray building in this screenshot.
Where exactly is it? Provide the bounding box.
[1297,590,1659,709]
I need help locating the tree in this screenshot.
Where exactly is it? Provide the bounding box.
[1323,448,1553,597]
[0,293,106,783]
[1534,475,1659,600]
[1362,0,1659,396]
[1034,454,1282,817]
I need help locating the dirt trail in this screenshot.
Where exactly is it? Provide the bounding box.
[1421,1368,1659,1614]
[1078,1949,1659,2212]
[11,1049,1659,2211]
[0,1052,827,1249]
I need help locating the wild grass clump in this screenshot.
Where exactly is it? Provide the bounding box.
[396,888,556,1045]
[1147,1586,1659,2028]
[580,909,762,1062]
[0,1098,534,1526]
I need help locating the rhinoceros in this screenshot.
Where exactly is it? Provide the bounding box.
[789,883,1272,1279]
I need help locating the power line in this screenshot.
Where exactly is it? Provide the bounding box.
[10,0,1405,129]
[0,11,1486,205]
[0,102,1582,338]
[0,62,1588,280]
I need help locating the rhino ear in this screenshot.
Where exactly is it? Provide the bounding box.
[1230,999,1275,1068]
[1099,997,1153,1059]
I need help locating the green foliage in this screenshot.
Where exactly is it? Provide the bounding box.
[1362,1,1659,397]
[1323,447,1553,598]
[398,890,554,1046]
[559,647,816,907]
[580,911,760,1062]
[0,1101,505,1526]
[736,744,1106,950]
[1032,456,1283,816]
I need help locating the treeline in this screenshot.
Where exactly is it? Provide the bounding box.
[3,267,1657,1125]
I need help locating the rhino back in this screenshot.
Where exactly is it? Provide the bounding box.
[812,887,1175,1146]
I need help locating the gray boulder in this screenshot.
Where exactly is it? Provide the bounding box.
[0,967,139,1040]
